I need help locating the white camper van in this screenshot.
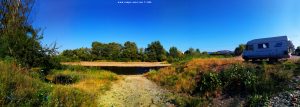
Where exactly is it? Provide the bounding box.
[242,36,294,61]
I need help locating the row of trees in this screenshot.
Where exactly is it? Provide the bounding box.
[60,41,210,62]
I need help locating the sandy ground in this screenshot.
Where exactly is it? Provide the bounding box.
[62,62,171,67]
[98,75,171,107]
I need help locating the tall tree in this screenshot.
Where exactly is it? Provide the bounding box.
[91,41,106,60]
[145,41,166,62]
[169,46,181,58]
[168,46,182,63]
[106,42,122,60]
[121,41,138,61]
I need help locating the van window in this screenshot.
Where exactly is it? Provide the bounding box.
[258,43,269,49]
[275,42,282,47]
[246,45,254,51]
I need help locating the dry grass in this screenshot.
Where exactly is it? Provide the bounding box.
[71,79,109,94]
[184,58,243,73]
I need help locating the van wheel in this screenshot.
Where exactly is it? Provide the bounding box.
[244,58,249,62]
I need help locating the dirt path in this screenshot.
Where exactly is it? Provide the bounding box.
[98,75,171,107]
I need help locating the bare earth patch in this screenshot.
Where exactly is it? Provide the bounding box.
[98,75,171,107]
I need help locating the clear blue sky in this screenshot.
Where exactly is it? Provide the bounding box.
[31,0,300,52]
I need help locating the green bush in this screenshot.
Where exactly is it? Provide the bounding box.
[163,75,178,86]
[194,72,221,96]
[220,64,259,96]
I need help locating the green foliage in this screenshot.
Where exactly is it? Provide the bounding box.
[234,44,245,56]
[195,72,221,96]
[163,75,178,86]
[184,48,201,56]
[220,64,259,95]
[0,0,60,69]
[121,41,139,61]
[168,46,183,63]
[61,48,92,61]
[145,41,167,62]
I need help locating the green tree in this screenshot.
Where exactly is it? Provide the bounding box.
[234,44,246,56]
[168,46,182,63]
[106,42,122,60]
[184,48,196,56]
[74,48,92,61]
[169,46,181,58]
[121,41,138,61]
[61,49,79,61]
[0,0,59,68]
[91,41,106,60]
[145,41,166,62]
[138,48,147,61]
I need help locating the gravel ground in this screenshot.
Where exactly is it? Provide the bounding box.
[269,76,300,107]
[98,75,171,107]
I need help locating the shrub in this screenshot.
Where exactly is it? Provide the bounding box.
[220,64,259,96]
[194,72,221,97]
[163,75,178,86]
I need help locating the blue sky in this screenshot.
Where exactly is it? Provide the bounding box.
[32,0,300,52]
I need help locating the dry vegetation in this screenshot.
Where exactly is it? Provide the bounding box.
[145,58,300,106]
